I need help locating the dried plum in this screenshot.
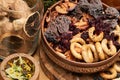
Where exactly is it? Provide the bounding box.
[105,7,120,19]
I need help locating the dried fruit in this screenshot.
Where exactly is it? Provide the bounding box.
[23,11,40,37]
[0,33,24,50]
[69,24,80,35]
[70,3,83,19]
[81,31,89,41]
[103,19,118,29]
[45,15,71,43]
[66,1,77,11]
[76,0,103,18]
[105,7,120,19]
[55,15,71,33]
[78,0,90,13]
[44,0,120,64]
[59,32,73,52]
[55,5,68,14]
[89,0,103,18]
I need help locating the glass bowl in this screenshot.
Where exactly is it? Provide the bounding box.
[0,0,44,59]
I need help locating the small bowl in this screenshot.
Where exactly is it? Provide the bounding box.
[0,53,39,80]
[41,0,120,73]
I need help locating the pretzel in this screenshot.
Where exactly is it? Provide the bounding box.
[100,67,117,79]
[70,37,86,45]
[82,44,94,63]
[88,27,104,42]
[113,25,120,44]
[95,42,105,60]
[101,39,117,56]
[89,43,99,62]
[70,42,82,59]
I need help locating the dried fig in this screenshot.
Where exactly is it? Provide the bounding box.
[23,11,40,37]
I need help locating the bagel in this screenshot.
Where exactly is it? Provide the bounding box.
[82,44,94,63]
[101,39,117,56]
[88,27,104,42]
[70,37,86,45]
[89,43,99,62]
[100,67,117,79]
[70,42,82,59]
[95,42,105,60]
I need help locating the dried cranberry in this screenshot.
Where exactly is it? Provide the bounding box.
[113,41,120,50]
[81,31,89,41]
[60,32,73,40]
[69,23,76,31]
[72,28,80,36]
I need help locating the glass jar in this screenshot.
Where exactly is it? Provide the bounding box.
[0,0,44,59]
